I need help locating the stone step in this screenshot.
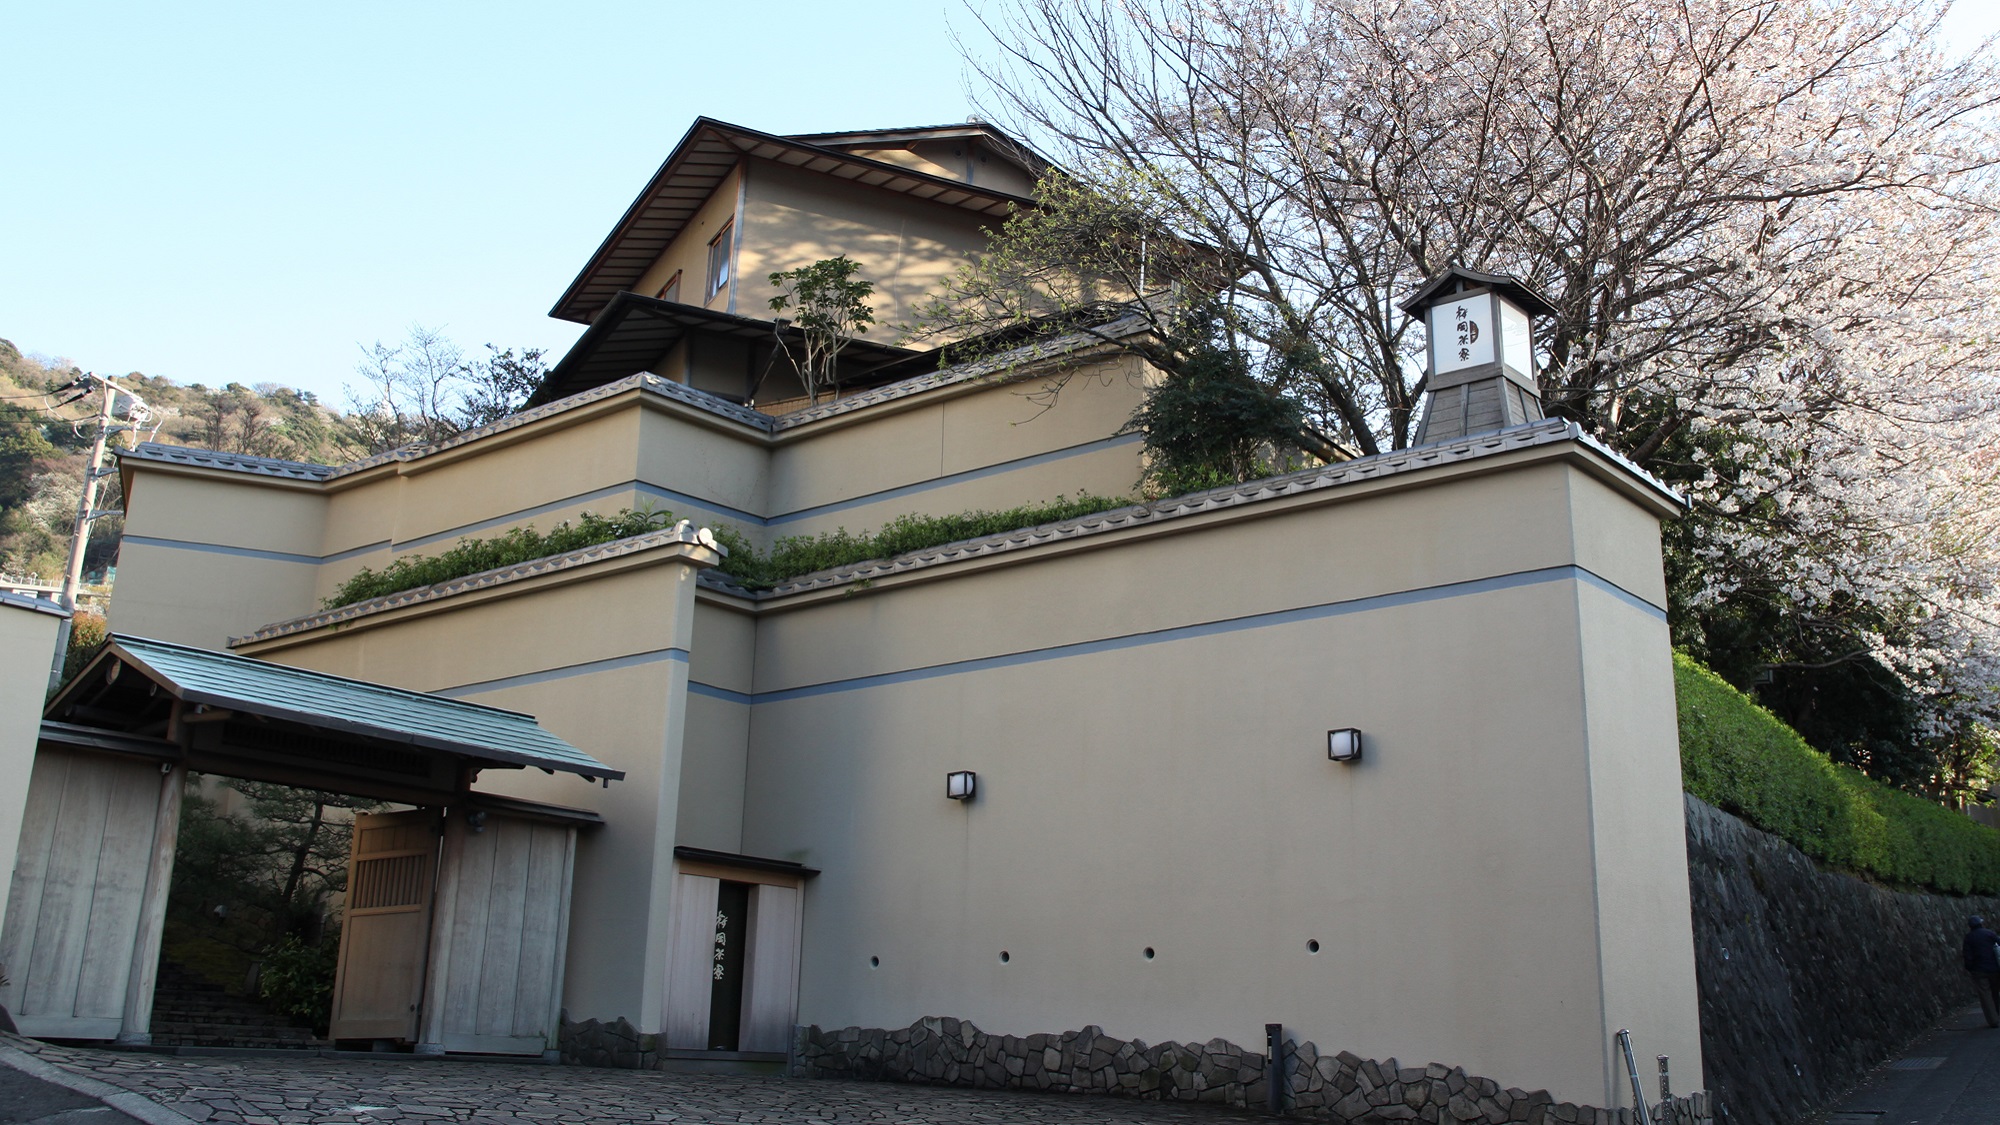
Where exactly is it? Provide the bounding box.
[149,958,325,1050]
[152,1016,318,1032]
[150,1036,328,1050]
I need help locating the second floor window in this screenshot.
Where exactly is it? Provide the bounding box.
[656,270,682,304]
[707,223,732,299]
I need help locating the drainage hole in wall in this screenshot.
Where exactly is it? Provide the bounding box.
[869,956,880,968]
[1143,946,1156,960]
[999,951,1010,963]
[1308,939,1321,954]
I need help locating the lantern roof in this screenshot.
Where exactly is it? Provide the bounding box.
[1398,266,1557,319]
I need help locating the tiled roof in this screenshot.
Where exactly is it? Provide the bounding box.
[102,635,622,780]
[120,444,337,482]
[120,317,1152,484]
[698,419,1685,599]
[230,523,722,646]
[0,590,68,617]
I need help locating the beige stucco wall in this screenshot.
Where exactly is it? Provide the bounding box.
[632,164,744,313]
[105,364,1698,1106]
[760,357,1147,547]
[728,456,1697,1109]
[111,364,1145,651]
[113,471,327,648]
[0,599,66,945]
[739,160,998,338]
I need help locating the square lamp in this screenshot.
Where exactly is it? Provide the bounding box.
[946,770,978,800]
[1326,729,1364,763]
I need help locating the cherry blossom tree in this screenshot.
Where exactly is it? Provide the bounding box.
[951,0,2000,793]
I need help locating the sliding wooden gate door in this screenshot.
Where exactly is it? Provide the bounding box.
[0,747,177,1040]
[418,809,578,1056]
[663,866,803,1054]
[329,809,440,1043]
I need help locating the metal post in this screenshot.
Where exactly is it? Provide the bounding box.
[1615,1030,1654,1125]
[46,374,116,693]
[1657,1055,1671,1102]
[1265,1023,1285,1115]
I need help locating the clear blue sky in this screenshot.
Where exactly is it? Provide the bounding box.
[1,2,988,402]
[5,2,1995,406]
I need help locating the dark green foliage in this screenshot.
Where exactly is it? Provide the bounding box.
[0,402,56,510]
[323,509,682,608]
[60,610,107,686]
[718,494,1130,588]
[1676,652,2000,894]
[322,496,1136,607]
[259,932,340,1034]
[164,777,383,1006]
[1124,307,1305,496]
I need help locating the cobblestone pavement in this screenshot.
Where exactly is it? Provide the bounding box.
[1,1037,1265,1125]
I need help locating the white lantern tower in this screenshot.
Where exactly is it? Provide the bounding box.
[1400,267,1557,445]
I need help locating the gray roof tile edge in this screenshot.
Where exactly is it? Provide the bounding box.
[117,634,535,720]
[696,419,1684,599]
[768,314,1153,430]
[120,323,1149,485]
[324,374,774,477]
[0,590,69,617]
[121,443,338,481]
[230,522,717,646]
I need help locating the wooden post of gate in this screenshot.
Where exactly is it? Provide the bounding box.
[117,762,185,1045]
[415,810,466,1055]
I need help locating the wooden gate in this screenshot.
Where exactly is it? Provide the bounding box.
[328,809,440,1043]
[416,808,579,1056]
[0,747,180,1041]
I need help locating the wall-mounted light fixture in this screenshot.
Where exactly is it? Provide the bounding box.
[946,770,977,801]
[1326,729,1364,764]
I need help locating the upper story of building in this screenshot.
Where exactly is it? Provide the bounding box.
[535,119,1051,410]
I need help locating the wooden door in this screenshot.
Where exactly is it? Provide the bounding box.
[329,809,439,1042]
[0,748,168,1040]
[662,870,803,1054]
[419,812,578,1055]
[663,873,721,1050]
[740,883,802,1052]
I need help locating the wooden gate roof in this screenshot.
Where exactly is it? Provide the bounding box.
[45,635,621,801]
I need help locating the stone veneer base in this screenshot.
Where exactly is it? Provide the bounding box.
[794,1018,1713,1125]
[559,1013,1711,1125]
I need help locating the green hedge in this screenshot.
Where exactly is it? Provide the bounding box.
[1675,652,2000,894]
[323,494,1132,609]
[323,509,680,609]
[711,493,1127,589]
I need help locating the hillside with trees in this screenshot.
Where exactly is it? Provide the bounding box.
[0,337,366,587]
[0,330,545,588]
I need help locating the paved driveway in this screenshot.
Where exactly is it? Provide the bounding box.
[0,1036,1264,1125]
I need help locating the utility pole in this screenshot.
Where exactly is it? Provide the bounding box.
[46,373,146,693]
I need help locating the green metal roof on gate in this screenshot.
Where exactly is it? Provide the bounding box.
[76,635,623,782]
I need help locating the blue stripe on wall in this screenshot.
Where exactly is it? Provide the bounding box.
[433,647,689,697]
[134,433,1141,566]
[764,433,1143,527]
[384,565,1658,704]
[682,564,1663,707]
[120,535,323,565]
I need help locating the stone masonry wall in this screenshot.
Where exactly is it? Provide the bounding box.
[1684,795,2000,1125]
[795,1018,1713,1125]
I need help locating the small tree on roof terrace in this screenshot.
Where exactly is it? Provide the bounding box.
[768,255,875,402]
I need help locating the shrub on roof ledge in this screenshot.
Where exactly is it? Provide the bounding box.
[320,494,1132,609]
